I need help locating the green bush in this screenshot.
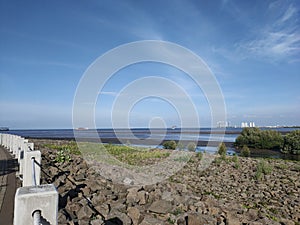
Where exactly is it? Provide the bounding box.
[260,130,283,150]
[187,142,197,152]
[218,142,227,156]
[283,130,300,155]
[163,140,177,150]
[241,145,250,157]
[235,128,284,150]
[235,127,261,148]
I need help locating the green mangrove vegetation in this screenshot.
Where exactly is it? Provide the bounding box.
[235,128,300,155]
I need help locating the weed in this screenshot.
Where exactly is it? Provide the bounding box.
[172,208,182,216]
[232,154,238,163]
[218,142,227,156]
[203,191,221,199]
[266,213,278,222]
[255,160,273,180]
[196,152,203,160]
[241,145,250,157]
[167,217,175,224]
[55,148,71,163]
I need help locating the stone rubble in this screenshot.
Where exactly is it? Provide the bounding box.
[34,140,300,225]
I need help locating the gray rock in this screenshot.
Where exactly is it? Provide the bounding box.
[187,213,216,225]
[126,187,139,204]
[77,205,94,220]
[139,215,164,225]
[95,204,110,218]
[149,200,173,214]
[137,191,147,205]
[108,210,132,225]
[127,207,142,225]
[91,218,104,225]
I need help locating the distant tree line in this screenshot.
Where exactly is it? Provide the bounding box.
[235,128,300,155]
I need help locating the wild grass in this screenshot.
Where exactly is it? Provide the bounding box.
[255,160,273,180]
[77,142,170,166]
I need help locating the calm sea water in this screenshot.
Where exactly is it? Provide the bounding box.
[1,127,299,159]
[1,128,239,142]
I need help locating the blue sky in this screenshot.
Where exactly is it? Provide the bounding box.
[0,0,299,129]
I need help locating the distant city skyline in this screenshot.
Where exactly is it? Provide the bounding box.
[0,0,299,129]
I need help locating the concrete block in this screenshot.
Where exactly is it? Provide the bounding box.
[23,150,41,187]
[9,135,13,152]
[10,135,16,152]
[15,138,25,162]
[2,134,6,147]
[14,184,58,225]
[4,134,8,148]
[19,141,33,175]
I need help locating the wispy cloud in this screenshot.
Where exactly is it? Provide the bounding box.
[0,56,84,69]
[239,2,300,61]
[99,91,118,96]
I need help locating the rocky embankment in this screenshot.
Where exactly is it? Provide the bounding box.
[35,140,300,225]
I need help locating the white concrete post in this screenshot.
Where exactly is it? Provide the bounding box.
[18,140,29,175]
[12,136,19,156]
[8,135,12,152]
[10,135,15,152]
[14,184,58,225]
[18,139,26,163]
[5,134,9,148]
[2,134,5,147]
[2,134,6,148]
[15,137,25,161]
[23,150,41,187]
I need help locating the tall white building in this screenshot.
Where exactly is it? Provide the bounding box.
[241,121,255,128]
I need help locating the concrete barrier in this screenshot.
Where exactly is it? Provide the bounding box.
[14,184,58,225]
[0,134,58,224]
[23,150,41,186]
[19,140,29,175]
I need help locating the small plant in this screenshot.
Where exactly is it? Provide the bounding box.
[172,208,182,216]
[55,148,71,163]
[255,160,273,180]
[232,154,240,169]
[196,152,203,160]
[218,142,227,156]
[241,145,251,157]
[232,154,238,163]
[163,140,177,150]
[214,157,222,166]
[187,142,197,152]
[167,217,175,224]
